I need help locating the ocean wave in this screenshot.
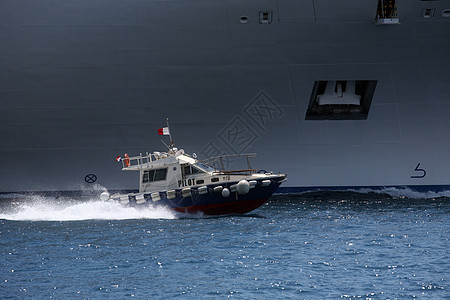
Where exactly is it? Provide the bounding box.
[277,186,450,200]
[346,187,450,199]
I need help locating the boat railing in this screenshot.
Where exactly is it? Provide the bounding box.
[120,151,172,169]
[198,153,258,174]
[213,169,259,176]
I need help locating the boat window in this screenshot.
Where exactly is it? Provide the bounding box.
[142,170,154,183]
[142,171,149,183]
[375,0,399,24]
[259,11,273,24]
[183,165,191,175]
[191,166,202,174]
[154,168,168,181]
[142,168,167,183]
[184,164,205,175]
[211,177,219,183]
[196,179,204,184]
[194,162,215,172]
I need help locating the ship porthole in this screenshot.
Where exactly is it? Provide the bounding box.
[442,9,450,18]
[240,16,249,24]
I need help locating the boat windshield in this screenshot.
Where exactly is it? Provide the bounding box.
[194,162,216,173]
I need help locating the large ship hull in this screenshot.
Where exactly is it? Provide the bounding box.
[1,1,449,194]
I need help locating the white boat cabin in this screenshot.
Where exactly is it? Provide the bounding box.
[120,148,257,194]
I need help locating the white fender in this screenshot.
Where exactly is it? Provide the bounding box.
[100,191,110,201]
[237,180,250,194]
[213,186,223,193]
[222,188,230,197]
[182,187,192,198]
[261,180,271,186]
[198,186,208,195]
[151,192,161,202]
[136,194,146,204]
[120,195,129,205]
[167,190,176,199]
[248,180,257,189]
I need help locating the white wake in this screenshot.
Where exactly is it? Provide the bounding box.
[0,195,178,221]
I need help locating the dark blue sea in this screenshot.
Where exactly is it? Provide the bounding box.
[1,188,449,299]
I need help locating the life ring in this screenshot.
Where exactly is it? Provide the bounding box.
[124,153,130,167]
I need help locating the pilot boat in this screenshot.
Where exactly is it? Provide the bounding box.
[101,122,286,215]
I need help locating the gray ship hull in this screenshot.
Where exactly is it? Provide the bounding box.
[1,0,449,193]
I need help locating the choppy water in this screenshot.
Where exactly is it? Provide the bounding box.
[1,188,449,299]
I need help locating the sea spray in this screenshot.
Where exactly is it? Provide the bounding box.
[0,195,178,221]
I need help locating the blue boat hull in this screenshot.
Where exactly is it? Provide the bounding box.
[127,177,284,215]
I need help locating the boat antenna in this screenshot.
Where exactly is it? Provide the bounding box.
[166,117,174,149]
[161,139,171,150]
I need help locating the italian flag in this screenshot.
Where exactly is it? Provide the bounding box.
[158,127,170,135]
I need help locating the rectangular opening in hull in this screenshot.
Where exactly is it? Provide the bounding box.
[305,80,377,120]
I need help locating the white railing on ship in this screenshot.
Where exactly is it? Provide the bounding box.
[198,153,257,174]
[121,152,170,169]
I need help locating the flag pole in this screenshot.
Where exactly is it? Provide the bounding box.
[166,117,173,148]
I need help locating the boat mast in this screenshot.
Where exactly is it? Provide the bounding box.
[166,117,174,148]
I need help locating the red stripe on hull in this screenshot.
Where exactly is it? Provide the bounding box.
[173,198,268,215]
